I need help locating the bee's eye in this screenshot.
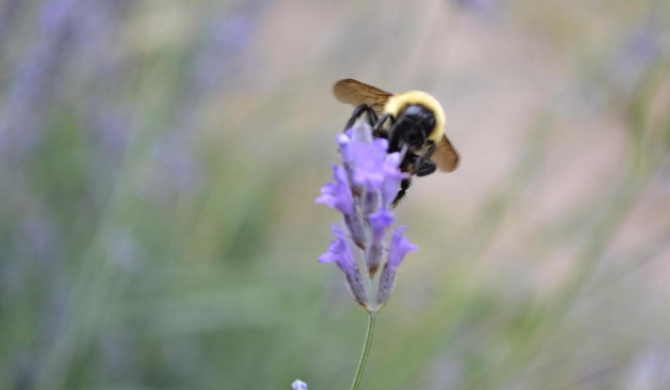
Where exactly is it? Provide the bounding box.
[425,116,436,129]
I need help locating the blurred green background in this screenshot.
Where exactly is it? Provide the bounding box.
[1,0,670,389]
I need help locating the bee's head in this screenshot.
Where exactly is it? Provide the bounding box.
[397,104,436,149]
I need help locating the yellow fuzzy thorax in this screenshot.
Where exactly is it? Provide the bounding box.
[383,90,446,143]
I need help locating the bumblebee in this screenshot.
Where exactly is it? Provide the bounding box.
[333,78,459,206]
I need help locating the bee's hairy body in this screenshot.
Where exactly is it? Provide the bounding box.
[384,91,446,145]
[383,91,445,174]
[334,79,459,207]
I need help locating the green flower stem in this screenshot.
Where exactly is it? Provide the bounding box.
[350,312,376,390]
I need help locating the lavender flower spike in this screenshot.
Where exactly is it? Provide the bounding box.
[319,225,370,311]
[291,379,308,390]
[317,119,418,312]
[315,118,426,390]
[377,226,418,307]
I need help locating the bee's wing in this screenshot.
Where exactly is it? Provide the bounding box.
[433,135,459,172]
[333,79,393,116]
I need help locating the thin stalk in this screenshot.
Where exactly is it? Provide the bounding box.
[351,312,377,390]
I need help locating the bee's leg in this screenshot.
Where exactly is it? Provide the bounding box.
[392,177,412,207]
[372,114,393,139]
[416,159,436,177]
[415,142,437,177]
[387,121,403,153]
[345,104,378,130]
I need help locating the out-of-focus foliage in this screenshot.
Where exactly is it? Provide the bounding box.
[1,0,669,389]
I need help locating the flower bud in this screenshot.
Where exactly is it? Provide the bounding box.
[366,210,394,276]
[319,226,370,309]
[376,226,418,307]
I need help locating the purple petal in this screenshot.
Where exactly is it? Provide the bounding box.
[384,151,402,170]
[350,120,373,142]
[369,210,394,242]
[349,138,389,189]
[337,132,351,151]
[318,225,356,275]
[387,226,418,270]
[292,380,308,390]
[337,132,354,169]
[315,165,354,214]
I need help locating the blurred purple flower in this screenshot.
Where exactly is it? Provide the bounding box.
[0,0,132,163]
[291,379,308,390]
[0,0,23,42]
[158,146,202,192]
[17,214,58,260]
[452,0,500,16]
[90,110,131,159]
[191,7,259,94]
[626,347,670,388]
[190,13,255,97]
[0,0,71,158]
[221,14,255,52]
[152,134,204,196]
[611,24,663,92]
[40,0,77,32]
